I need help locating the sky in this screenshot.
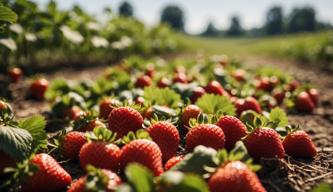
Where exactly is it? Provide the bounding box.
[33,0,333,34]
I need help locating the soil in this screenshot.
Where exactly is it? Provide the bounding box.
[3,55,333,192]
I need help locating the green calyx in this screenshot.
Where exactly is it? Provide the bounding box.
[85,165,112,192]
[121,129,151,145]
[188,113,219,128]
[86,127,117,143]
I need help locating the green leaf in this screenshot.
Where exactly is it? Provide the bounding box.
[19,115,47,151]
[144,87,181,108]
[0,126,33,161]
[173,145,216,175]
[195,94,236,115]
[0,5,17,23]
[269,107,288,128]
[312,183,332,192]
[125,163,154,192]
[159,171,209,192]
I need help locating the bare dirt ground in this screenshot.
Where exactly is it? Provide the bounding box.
[5,55,333,192]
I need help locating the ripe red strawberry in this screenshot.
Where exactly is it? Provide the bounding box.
[61,131,87,160]
[135,96,145,105]
[30,78,49,100]
[190,87,206,103]
[205,81,227,96]
[216,115,247,150]
[135,75,152,88]
[99,98,120,119]
[172,72,188,83]
[68,168,122,192]
[182,105,202,127]
[209,161,266,192]
[295,91,315,113]
[77,119,106,132]
[147,121,180,161]
[164,155,184,171]
[244,128,285,159]
[120,139,163,176]
[79,141,121,172]
[8,67,23,83]
[0,151,14,174]
[273,90,285,105]
[145,66,155,78]
[0,101,7,111]
[186,124,225,151]
[157,77,170,88]
[22,153,72,192]
[283,130,317,158]
[63,106,85,121]
[235,97,262,116]
[231,69,246,82]
[307,88,319,107]
[108,107,144,138]
[287,80,300,92]
[255,77,272,91]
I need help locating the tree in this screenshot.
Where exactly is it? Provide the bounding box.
[201,21,219,37]
[226,15,244,36]
[118,1,133,17]
[160,5,185,31]
[287,7,316,33]
[265,6,284,35]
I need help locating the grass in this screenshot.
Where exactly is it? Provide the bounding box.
[177,31,333,60]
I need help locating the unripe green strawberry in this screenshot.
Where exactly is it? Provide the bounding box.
[244,127,285,159]
[22,153,72,192]
[182,105,202,127]
[108,107,144,138]
[216,115,247,150]
[120,139,163,176]
[164,155,184,171]
[209,161,266,192]
[283,130,317,158]
[79,141,121,172]
[61,131,87,160]
[185,124,225,151]
[147,121,180,161]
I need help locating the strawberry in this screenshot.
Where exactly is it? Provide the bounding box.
[255,77,272,91]
[0,100,7,110]
[172,73,188,83]
[216,115,247,150]
[147,121,180,161]
[157,77,170,88]
[108,107,144,138]
[30,78,49,100]
[273,90,285,105]
[79,141,121,172]
[208,161,266,192]
[190,87,206,103]
[8,67,23,83]
[182,105,202,127]
[120,139,163,176]
[22,153,72,192]
[68,168,122,192]
[135,96,145,105]
[77,119,106,132]
[307,88,319,107]
[0,151,14,174]
[186,124,225,151]
[145,66,155,78]
[61,131,87,160]
[287,80,300,92]
[99,98,120,119]
[295,91,315,113]
[244,127,285,159]
[164,155,184,171]
[135,75,152,88]
[231,69,246,81]
[283,130,317,158]
[235,97,262,116]
[205,81,227,96]
[63,106,85,121]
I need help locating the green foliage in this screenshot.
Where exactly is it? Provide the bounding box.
[0,126,32,161]
[312,183,332,192]
[0,4,17,23]
[269,107,288,128]
[195,94,236,115]
[86,127,117,142]
[123,163,154,192]
[18,115,47,151]
[143,87,182,108]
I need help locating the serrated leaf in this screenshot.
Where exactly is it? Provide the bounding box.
[0,126,32,161]
[144,87,181,108]
[269,107,288,128]
[19,115,47,151]
[195,94,235,115]
[173,145,216,175]
[125,163,154,192]
[0,5,17,23]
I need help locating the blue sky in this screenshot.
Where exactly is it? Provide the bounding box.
[33,0,333,34]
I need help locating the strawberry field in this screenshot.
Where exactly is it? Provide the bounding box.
[1,1,333,192]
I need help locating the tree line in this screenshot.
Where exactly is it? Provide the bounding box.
[118,1,331,37]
